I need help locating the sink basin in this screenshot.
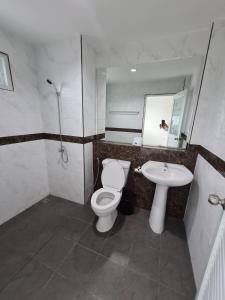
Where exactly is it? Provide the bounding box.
[141,161,193,234]
[141,161,193,187]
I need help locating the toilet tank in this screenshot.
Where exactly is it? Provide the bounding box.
[102,158,131,181]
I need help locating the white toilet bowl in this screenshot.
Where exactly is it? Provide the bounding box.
[91,159,131,232]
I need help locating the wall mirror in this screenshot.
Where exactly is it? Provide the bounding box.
[0,51,13,91]
[82,29,210,150]
[104,57,204,149]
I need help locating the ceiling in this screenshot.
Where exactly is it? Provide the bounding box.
[0,0,225,43]
[106,57,201,84]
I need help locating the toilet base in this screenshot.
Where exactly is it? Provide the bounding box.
[96,210,118,232]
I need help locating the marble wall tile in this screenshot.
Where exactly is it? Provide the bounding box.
[84,142,94,203]
[0,29,43,136]
[0,140,49,225]
[45,140,84,204]
[93,141,198,218]
[184,155,224,288]
[82,36,97,137]
[84,29,209,68]
[35,36,83,137]
[191,20,225,161]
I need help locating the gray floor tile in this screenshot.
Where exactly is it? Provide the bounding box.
[0,259,52,300]
[158,285,192,300]
[0,198,195,300]
[128,241,160,282]
[119,269,159,300]
[36,233,75,271]
[57,217,89,242]
[88,255,125,300]
[136,224,160,250]
[160,250,196,298]
[2,221,56,256]
[36,273,97,300]
[101,233,132,266]
[0,244,31,291]
[161,229,189,259]
[78,225,108,253]
[58,244,99,284]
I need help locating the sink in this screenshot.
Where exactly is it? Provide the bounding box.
[141,161,193,234]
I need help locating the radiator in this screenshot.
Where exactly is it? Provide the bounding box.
[196,212,225,300]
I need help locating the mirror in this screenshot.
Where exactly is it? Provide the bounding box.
[104,57,203,149]
[82,29,209,150]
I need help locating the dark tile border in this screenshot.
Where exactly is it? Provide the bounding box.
[191,144,225,177]
[0,133,105,146]
[0,133,43,146]
[105,127,142,133]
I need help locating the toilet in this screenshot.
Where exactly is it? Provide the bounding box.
[91,158,131,232]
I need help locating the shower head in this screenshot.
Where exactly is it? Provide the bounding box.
[46,79,53,85]
[46,79,60,95]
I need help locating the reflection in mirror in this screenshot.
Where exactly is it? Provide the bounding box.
[104,57,204,149]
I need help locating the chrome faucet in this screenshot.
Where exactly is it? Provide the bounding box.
[163,163,168,171]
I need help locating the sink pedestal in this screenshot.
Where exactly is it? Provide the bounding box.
[149,184,168,234]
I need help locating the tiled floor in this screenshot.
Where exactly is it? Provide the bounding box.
[0,196,196,300]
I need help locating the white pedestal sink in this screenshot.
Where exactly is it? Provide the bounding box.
[141,161,193,234]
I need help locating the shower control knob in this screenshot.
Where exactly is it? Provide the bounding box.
[208,194,225,209]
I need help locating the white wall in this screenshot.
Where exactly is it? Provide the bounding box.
[82,36,97,137]
[89,29,209,68]
[185,20,225,288]
[35,36,85,204]
[0,28,49,225]
[184,156,224,288]
[191,20,225,162]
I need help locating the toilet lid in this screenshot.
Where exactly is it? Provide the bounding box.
[101,160,125,191]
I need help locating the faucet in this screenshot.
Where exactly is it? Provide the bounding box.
[164,163,168,171]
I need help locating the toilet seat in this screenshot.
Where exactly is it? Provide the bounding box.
[91,188,122,213]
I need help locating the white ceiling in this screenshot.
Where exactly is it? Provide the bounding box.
[106,57,201,84]
[0,0,225,43]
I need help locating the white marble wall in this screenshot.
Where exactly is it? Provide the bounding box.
[0,29,43,136]
[82,36,97,137]
[0,29,49,225]
[85,29,210,68]
[45,140,84,204]
[184,156,224,288]
[84,142,93,203]
[191,20,225,161]
[0,141,49,225]
[35,37,85,204]
[185,20,225,289]
[96,68,106,134]
[35,36,83,136]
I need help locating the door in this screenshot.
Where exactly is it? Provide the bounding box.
[167,90,187,148]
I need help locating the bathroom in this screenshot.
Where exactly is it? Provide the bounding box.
[0,1,225,299]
